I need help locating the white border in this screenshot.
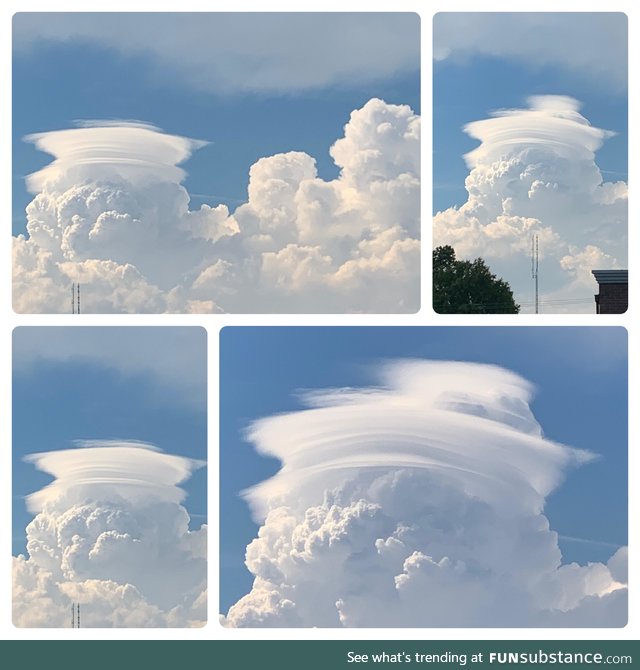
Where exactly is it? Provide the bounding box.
[2,0,635,643]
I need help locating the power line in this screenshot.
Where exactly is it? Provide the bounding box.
[437,297,594,313]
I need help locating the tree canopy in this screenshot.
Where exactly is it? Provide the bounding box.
[433,245,520,314]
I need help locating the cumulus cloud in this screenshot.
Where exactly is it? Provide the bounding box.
[13,13,419,95]
[434,13,627,92]
[223,360,626,627]
[13,441,207,627]
[14,98,420,313]
[433,96,627,313]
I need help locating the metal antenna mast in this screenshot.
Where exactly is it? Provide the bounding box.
[531,234,539,314]
[71,602,80,628]
[77,283,80,315]
[70,602,81,627]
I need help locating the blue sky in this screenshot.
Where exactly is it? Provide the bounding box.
[220,327,627,614]
[433,13,627,214]
[12,13,420,237]
[12,327,207,557]
[432,13,628,314]
[433,57,627,215]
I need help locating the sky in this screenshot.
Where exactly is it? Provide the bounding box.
[12,327,207,627]
[12,13,421,314]
[433,13,627,314]
[220,327,627,626]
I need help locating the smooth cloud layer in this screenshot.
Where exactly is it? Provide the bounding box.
[14,98,420,313]
[13,441,207,627]
[14,13,419,95]
[25,122,207,193]
[433,96,627,313]
[223,360,626,627]
[13,327,207,411]
[434,13,627,93]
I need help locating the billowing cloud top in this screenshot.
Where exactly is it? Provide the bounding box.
[433,95,627,313]
[463,96,613,168]
[25,440,204,513]
[25,122,207,192]
[225,360,625,628]
[244,360,591,520]
[14,440,207,627]
[14,98,420,314]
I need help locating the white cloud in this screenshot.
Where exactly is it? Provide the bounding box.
[433,96,627,313]
[13,441,207,628]
[434,13,627,92]
[13,13,419,95]
[24,122,207,193]
[222,360,626,627]
[14,99,420,313]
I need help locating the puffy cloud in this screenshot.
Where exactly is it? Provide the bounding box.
[223,360,626,627]
[14,98,420,313]
[433,96,626,313]
[434,13,627,93]
[13,441,207,628]
[13,13,419,95]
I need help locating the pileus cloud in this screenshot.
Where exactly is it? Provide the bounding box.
[433,96,627,313]
[14,98,420,313]
[223,360,626,627]
[13,440,207,627]
[24,121,207,193]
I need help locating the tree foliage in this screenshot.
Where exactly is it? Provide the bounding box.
[433,245,520,314]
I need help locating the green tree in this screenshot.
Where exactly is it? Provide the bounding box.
[433,245,520,314]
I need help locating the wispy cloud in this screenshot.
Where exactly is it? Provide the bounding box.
[224,359,626,627]
[559,535,622,550]
[434,13,627,93]
[14,100,420,314]
[13,440,207,627]
[14,13,420,95]
[433,96,627,314]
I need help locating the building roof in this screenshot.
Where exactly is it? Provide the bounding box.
[592,270,628,284]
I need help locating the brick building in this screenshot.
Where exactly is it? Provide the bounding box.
[592,270,628,314]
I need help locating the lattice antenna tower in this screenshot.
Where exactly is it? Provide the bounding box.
[71,283,81,314]
[531,234,539,314]
[71,602,80,628]
[71,603,75,627]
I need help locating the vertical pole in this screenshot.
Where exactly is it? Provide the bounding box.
[535,236,539,315]
[532,235,539,315]
[77,602,80,628]
[77,283,80,315]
